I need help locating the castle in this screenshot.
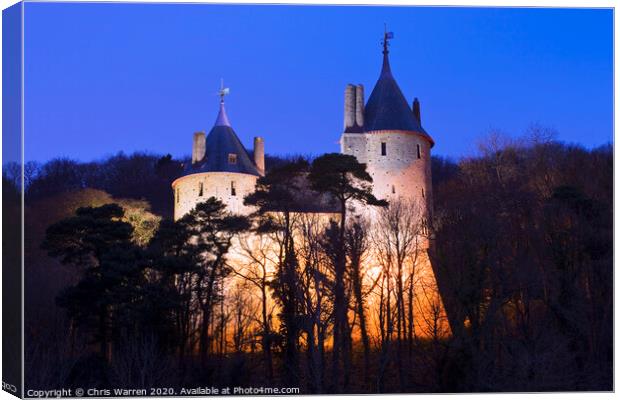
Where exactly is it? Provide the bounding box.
[173,32,433,221]
[171,32,450,339]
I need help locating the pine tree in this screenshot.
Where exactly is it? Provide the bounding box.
[244,159,309,386]
[308,153,386,391]
[42,204,142,361]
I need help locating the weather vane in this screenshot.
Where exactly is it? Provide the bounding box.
[381,24,394,54]
[218,78,230,103]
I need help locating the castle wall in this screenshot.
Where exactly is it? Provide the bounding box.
[412,249,452,339]
[172,172,258,220]
[341,130,433,217]
[341,129,450,339]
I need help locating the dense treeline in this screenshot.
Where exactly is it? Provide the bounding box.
[5,152,292,218]
[432,135,613,391]
[4,153,183,217]
[5,133,612,393]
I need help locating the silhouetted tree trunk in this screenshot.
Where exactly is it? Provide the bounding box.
[346,220,371,380]
[237,234,275,383]
[309,153,386,392]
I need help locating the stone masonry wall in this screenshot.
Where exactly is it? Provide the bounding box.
[341,130,451,339]
[172,172,258,220]
[341,130,433,216]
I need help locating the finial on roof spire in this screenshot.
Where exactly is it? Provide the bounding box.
[214,79,231,127]
[382,25,394,56]
[218,78,230,104]
[380,26,394,77]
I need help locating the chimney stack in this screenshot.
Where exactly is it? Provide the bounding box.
[192,131,206,164]
[413,98,421,125]
[253,136,265,176]
[355,84,365,129]
[344,84,356,131]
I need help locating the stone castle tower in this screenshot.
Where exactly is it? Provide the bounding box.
[171,87,265,221]
[340,32,451,338]
[340,31,434,217]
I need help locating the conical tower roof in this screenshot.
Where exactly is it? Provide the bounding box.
[363,33,434,145]
[186,98,260,176]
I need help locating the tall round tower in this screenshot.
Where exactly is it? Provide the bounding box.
[172,87,265,220]
[340,31,434,219]
[340,32,451,340]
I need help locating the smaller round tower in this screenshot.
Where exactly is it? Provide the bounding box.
[172,86,265,220]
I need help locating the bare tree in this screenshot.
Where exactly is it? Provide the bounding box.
[296,212,336,393]
[109,334,175,389]
[372,198,427,390]
[236,231,278,383]
[344,215,372,380]
[229,282,257,354]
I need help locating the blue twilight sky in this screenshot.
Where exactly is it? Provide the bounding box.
[22,3,613,163]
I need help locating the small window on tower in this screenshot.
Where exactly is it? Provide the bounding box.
[176,188,180,204]
[231,181,236,196]
[416,144,421,159]
[381,142,387,156]
[228,153,237,164]
[198,182,204,197]
[421,188,425,198]
[392,185,396,194]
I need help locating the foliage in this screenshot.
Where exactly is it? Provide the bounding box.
[308,153,386,391]
[244,160,311,385]
[21,153,183,218]
[308,153,387,209]
[432,138,612,391]
[41,204,143,359]
[147,197,250,366]
[21,138,613,392]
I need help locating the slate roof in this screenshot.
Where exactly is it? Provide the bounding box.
[184,101,260,177]
[362,48,434,146]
